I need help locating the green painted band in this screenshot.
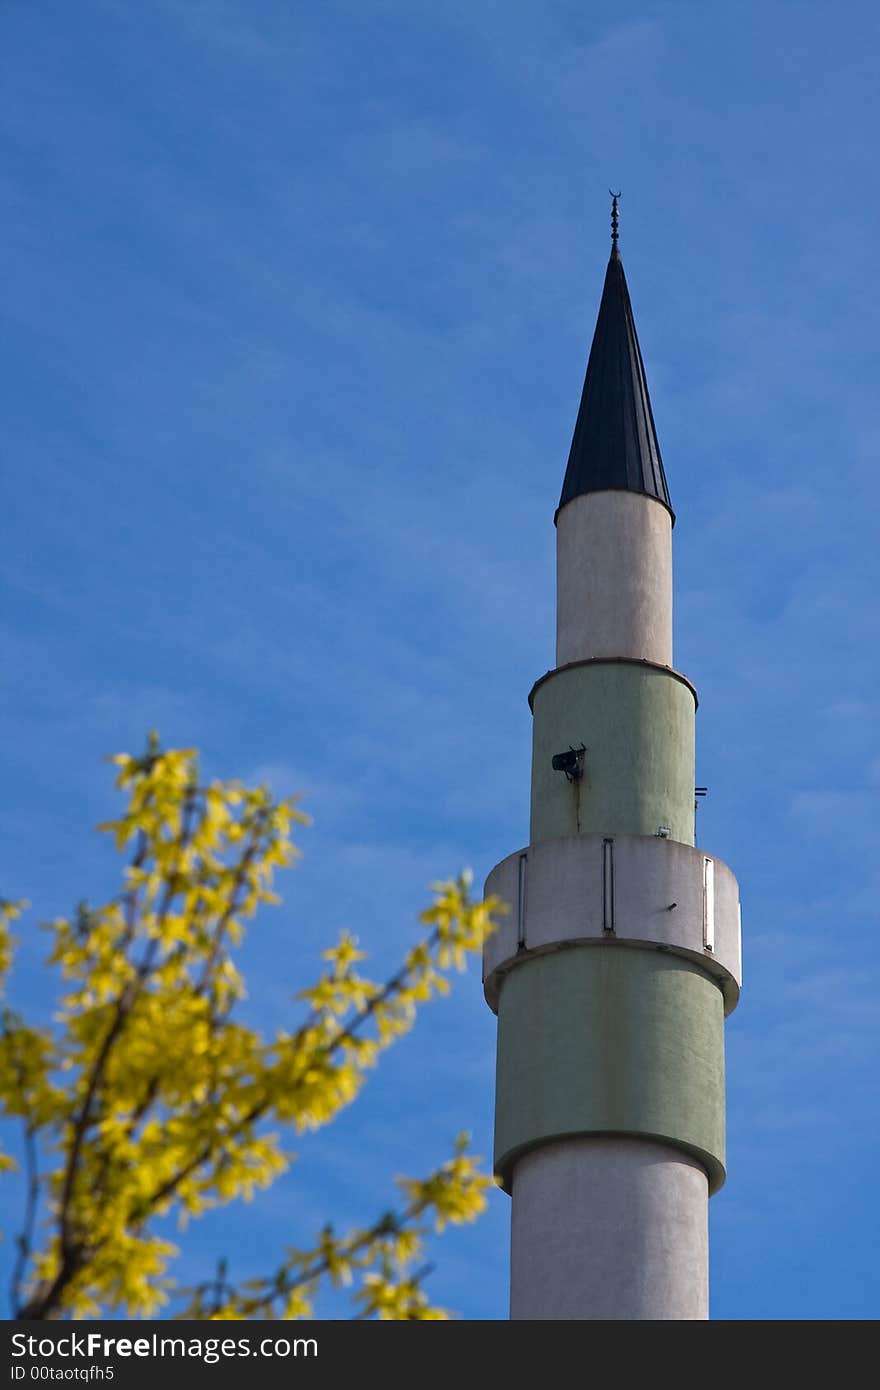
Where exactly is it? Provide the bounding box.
[530,661,696,845]
[494,944,726,1194]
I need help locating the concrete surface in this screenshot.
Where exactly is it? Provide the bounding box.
[494,944,726,1193]
[483,833,742,1014]
[556,491,673,668]
[510,1136,709,1319]
[530,661,695,845]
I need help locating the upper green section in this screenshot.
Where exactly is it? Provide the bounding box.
[494,944,726,1193]
[530,661,695,845]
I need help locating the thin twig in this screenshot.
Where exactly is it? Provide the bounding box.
[185,1203,427,1318]
[194,807,268,998]
[9,1121,39,1317]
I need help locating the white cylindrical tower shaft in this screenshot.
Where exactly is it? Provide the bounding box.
[510,1138,708,1320]
[556,490,673,668]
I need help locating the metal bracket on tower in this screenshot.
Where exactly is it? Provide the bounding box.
[602,838,615,933]
[695,786,708,847]
[516,853,528,951]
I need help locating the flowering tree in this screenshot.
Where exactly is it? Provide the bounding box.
[0,736,499,1320]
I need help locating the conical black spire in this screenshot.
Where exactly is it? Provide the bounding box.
[558,203,672,520]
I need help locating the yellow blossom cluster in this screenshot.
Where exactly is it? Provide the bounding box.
[0,736,501,1320]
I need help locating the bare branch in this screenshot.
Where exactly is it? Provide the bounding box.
[9,1121,39,1318]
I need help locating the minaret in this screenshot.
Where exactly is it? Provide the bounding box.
[483,198,742,1321]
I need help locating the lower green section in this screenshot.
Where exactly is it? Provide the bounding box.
[494,945,726,1193]
[530,662,695,845]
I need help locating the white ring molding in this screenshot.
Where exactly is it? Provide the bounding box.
[484,833,742,1016]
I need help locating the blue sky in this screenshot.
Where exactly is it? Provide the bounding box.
[2,0,878,1320]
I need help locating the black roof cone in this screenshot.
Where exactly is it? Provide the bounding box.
[558,198,672,521]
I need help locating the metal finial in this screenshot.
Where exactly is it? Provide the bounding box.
[609,190,621,249]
